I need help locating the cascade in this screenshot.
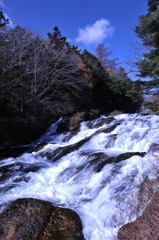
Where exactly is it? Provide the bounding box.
[0,114,159,240]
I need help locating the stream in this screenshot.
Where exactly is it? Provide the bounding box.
[0,113,159,239]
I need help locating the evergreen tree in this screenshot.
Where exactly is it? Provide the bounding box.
[48,26,70,50]
[82,49,108,84]
[0,10,9,27]
[135,0,159,78]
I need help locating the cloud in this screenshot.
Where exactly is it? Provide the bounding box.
[75,19,114,45]
[5,13,15,28]
[0,0,5,8]
[0,1,15,28]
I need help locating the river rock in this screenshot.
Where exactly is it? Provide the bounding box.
[56,117,69,133]
[118,180,159,240]
[0,198,84,240]
[68,110,100,132]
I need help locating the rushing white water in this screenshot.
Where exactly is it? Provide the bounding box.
[0,114,159,239]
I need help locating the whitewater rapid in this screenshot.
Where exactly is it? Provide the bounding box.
[0,114,159,240]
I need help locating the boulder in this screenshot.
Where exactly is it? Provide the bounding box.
[68,110,100,132]
[0,198,84,240]
[118,180,159,240]
[56,118,69,133]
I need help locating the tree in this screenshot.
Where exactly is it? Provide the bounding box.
[0,10,9,27]
[135,0,159,78]
[82,49,108,85]
[0,25,89,117]
[95,43,119,75]
[95,44,111,68]
[48,26,70,50]
[115,67,130,81]
[0,26,36,115]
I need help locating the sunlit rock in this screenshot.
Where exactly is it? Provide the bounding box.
[118,182,159,240]
[0,198,84,240]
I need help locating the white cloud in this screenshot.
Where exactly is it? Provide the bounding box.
[75,19,114,45]
[0,0,5,8]
[5,13,15,28]
[0,1,15,28]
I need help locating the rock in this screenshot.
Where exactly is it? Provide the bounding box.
[68,112,87,132]
[94,152,146,172]
[139,105,154,114]
[0,145,30,160]
[87,116,115,129]
[68,110,100,132]
[85,109,100,121]
[40,134,94,161]
[56,118,69,133]
[0,198,84,240]
[118,180,159,240]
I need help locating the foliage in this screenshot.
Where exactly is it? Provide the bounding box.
[0,26,89,118]
[95,43,119,75]
[0,10,9,27]
[0,23,143,145]
[81,49,109,84]
[81,49,142,112]
[144,101,158,112]
[135,0,159,78]
[114,67,129,81]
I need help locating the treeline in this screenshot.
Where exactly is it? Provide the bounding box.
[134,0,159,113]
[0,26,142,116]
[0,12,142,145]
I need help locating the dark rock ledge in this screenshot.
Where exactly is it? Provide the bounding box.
[0,198,85,240]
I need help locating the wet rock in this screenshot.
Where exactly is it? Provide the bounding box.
[33,143,48,152]
[118,180,159,240]
[68,112,87,132]
[88,116,115,129]
[85,109,100,121]
[41,135,93,161]
[103,122,120,133]
[56,118,69,133]
[13,176,30,183]
[0,145,30,160]
[0,198,84,240]
[68,110,100,132]
[94,152,146,172]
[0,162,45,183]
[114,152,146,164]
[140,105,154,114]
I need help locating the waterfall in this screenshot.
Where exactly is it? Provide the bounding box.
[0,114,159,240]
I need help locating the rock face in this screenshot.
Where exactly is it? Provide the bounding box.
[68,110,100,132]
[0,198,84,240]
[118,186,159,240]
[56,110,100,134]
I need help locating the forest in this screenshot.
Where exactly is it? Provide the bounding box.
[0,1,159,240]
[0,0,158,147]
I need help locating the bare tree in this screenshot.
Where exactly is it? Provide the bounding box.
[95,43,119,74]
[0,26,87,116]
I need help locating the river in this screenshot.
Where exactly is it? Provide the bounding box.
[0,114,159,239]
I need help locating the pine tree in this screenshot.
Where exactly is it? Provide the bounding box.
[135,0,159,78]
[0,10,9,27]
[48,26,70,50]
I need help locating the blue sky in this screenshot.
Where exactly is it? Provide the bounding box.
[1,0,148,79]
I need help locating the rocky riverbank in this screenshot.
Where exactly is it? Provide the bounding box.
[0,110,100,160]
